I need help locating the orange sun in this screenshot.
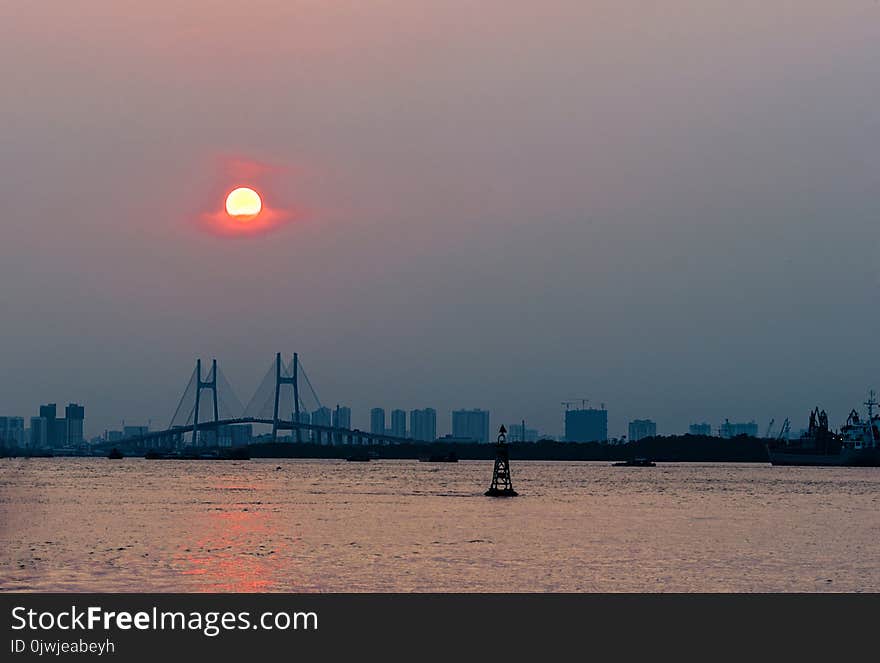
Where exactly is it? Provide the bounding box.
[225,187,262,219]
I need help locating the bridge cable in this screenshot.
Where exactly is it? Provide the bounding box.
[216,366,245,419]
[297,358,323,410]
[242,358,277,419]
[168,366,197,429]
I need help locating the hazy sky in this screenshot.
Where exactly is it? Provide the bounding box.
[2,2,879,438]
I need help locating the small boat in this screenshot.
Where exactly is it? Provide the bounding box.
[144,450,166,459]
[613,458,656,467]
[346,453,371,462]
[107,448,124,459]
[419,452,459,463]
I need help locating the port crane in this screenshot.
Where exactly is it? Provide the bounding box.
[764,418,775,438]
[776,418,790,440]
[864,390,877,444]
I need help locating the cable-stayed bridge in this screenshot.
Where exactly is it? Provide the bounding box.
[96,353,415,451]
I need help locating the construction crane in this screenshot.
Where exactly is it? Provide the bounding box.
[764,418,775,438]
[776,418,790,440]
[561,400,590,411]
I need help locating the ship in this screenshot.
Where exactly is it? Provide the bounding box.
[767,391,880,466]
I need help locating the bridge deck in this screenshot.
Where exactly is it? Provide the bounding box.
[96,417,416,450]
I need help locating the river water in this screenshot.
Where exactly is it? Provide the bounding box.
[1,458,878,592]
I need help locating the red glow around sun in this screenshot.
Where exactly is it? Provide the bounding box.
[202,203,289,237]
[198,158,297,237]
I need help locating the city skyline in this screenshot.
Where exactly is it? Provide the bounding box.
[0,386,834,441]
[0,386,804,446]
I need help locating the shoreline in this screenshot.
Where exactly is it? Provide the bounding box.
[1,435,771,463]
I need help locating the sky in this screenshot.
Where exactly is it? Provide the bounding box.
[1,2,879,438]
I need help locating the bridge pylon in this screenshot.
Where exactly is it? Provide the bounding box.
[272,353,301,442]
[193,358,219,446]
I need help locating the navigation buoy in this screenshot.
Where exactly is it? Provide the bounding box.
[485,425,518,497]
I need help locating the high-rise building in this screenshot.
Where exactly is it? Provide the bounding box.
[370,408,385,435]
[311,407,331,427]
[689,422,712,436]
[311,406,331,443]
[65,403,85,446]
[409,408,437,442]
[628,419,657,442]
[332,406,351,429]
[452,409,490,443]
[564,406,608,442]
[719,420,758,439]
[390,409,406,438]
[30,417,48,448]
[39,403,66,447]
[0,417,25,446]
[333,405,351,444]
[53,418,67,446]
[508,423,538,442]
